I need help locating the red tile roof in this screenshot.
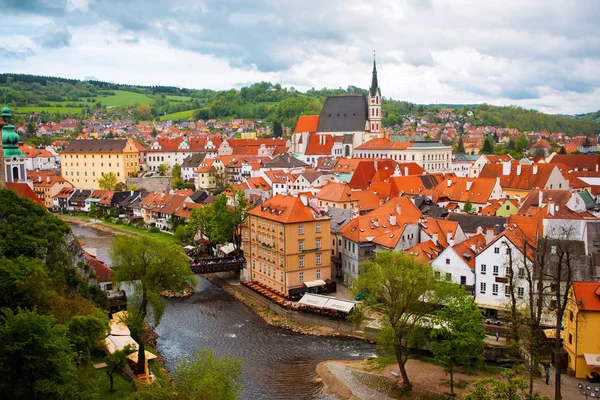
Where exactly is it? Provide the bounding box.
[572,282,600,311]
[5,183,44,206]
[294,115,320,133]
[84,252,112,283]
[305,134,334,155]
[354,138,412,150]
[247,194,319,223]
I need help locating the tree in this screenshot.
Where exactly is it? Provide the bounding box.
[111,236,196,375]
[135,104,152,120]
[157,164,168,176]
[481,136,495,154]
[558,146,567,154]
[67,314,107,365]
[98,172,118,190]
[173,348,243,400]
[463,200,475,214]
[231,190,249,251]
[0,309,76,400]
[352,251,451,391]
[105,344,135,393]
[171,163,182,180]
[464,369,548,400]
[456,136,465,153]
[430,290,485,396]
[515,133,530,153]
[273,121,283,138]
[114,182,126,191]
[27,121,35,136]
[533,148,546,158]
[151,127,158,137]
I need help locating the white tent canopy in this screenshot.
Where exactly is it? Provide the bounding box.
[298,293,357,313]
[303,279,326,288]
[219,243,235,255]
[584,353,600,369]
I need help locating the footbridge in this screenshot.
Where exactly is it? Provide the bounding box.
[190,256,246,274]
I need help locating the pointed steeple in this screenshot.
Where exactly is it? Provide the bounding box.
[369,50,379,97]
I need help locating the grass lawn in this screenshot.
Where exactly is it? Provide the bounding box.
[159,108,198,121]
[93,90,156,107]
[12,106,83,115]
[66,215,180,245]
[165,95,194,102]
[91,368,135,400]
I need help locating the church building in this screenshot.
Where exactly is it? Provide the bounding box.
[2,104,27,184]
[292,55,385,163]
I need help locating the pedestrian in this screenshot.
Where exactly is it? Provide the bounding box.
[496,332,500,341]
[545,364,550,385]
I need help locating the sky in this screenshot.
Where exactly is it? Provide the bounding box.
[1,0,599,115]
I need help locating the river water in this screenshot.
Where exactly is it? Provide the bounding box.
[71,224,376,399]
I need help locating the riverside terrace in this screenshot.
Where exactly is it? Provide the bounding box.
[189,256,246,274]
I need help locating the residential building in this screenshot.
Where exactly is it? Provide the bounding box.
[242,195,332,298]
[60,138,140,189]
[30,174,73,209]
[564,282,600,378]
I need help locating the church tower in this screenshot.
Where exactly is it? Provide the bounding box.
[2,104,27,183]
[367,52,382,136]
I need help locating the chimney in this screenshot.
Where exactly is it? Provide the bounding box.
[516,164,522,176]
[470,244,476,253]
[446,231,452,243]
[476,226,484,235]
[538,190,543,206]
[502,162,511,176]
[38,176,42,183]
[46,176,50,183]
[466,180,473,191]
[395,204,401,215]
[432,233,438,245]
[548,201,555,216]
[532,164,538,175]
[404,166,409,176]
[596,164,598,172]
[389,214,397,226]
[447,179,452,187]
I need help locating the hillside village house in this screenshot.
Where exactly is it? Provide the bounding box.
[60,138,140,190]
[564,282,600,379]
[30,173,73,209]
[242,195,332,298]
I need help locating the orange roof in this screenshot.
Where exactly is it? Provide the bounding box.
[5,183,44,205]
[406,240,445,261]
[434,177,498,204]
[247,194,319,223]
[305,134,334,155]
[531,139,551,149]
[421,217,461,248]
[452,233,486,269]
[246,176,272,191]
[333,158,364,173]
[316,181,353,203]
[84,252,112,283]
[294,115,320,133]
[479,163,565,190]
[572,282,600,311]
[173,202,203,219]
[354,137,412,150]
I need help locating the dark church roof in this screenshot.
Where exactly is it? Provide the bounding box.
[62,139,128,153]
[317,95,368,133]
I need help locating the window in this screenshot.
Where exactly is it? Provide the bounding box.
[518,268,525,278]
[316,253,321,265]
[435,271,441,279]
[316,224,321,233]
[569,333,572,345]
[493,265,499,276]
[569,311,574,322]
[481,264,487,274]
[316,238,321,249]
[298,225,304,234]
[316,269,321,279]
[505,285,510,297]
[494,247,500,254]
[299,272,304,282]
[281,272,284,282]
[517,287,525,298]
[480,282,486,294]
[492,284,498,295]
[280,255,284,266]
[445,273,452,281]
[551,246,557,254]
[298,256,304,267]
[445,258,450,265]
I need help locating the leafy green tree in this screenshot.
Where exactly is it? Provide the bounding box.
[558,146,567,154]
[105,344,135,393]
[463,200,475,214]
[27,121,36,135]
[98,172,118,190]
[480,136,495,154]
[67,314,107,365]
[0,257,55,312]
[115,182,126,191]
[171,163,182,180]
[464,369,548,400]
[173,348,243,400]
[151,127,158,137]
[533,148,546,158]
[456,136,465,153]
[352,251,451,391]
[430,290,485,395]
[157,164,168,176]
[88,204,101,218]
[515,133,530,153]
[273,121,283,138]
[111,236,196,374]
[231,190,249,251]
[0,309,76,400]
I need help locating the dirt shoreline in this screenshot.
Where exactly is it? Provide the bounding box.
[315,361,357,400]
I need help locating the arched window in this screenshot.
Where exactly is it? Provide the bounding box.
[376,108,379,117]
[12,166,19,181]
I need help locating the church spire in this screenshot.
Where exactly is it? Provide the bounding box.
[369,50,379,97]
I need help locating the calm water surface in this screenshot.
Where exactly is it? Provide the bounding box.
[71,223,376,399]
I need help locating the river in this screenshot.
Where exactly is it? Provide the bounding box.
[71,223,376,399]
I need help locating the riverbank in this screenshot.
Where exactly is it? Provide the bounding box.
[203,273,374,341]
[59,214,180,244]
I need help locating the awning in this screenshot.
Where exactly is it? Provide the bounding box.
[298,293,329,308]
[323,298,355,313]
[303,279,326,288]
[543,329,563,339]
[584,353,600,369]
[184,245,195,250]
[104,335,157,363]
[219,243,235,255]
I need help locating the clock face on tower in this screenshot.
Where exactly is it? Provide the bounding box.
[371,100,375,104]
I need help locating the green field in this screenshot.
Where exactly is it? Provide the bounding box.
[165,95,193,102]
[12,106,83,115]
[92,90,156,107]
[159,109,198,121]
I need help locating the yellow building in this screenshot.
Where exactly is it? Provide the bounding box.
[60,138,139,189]
[564,282,600,378]
[243,194,331,298]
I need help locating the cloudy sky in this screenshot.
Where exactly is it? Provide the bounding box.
[2,0,599,114]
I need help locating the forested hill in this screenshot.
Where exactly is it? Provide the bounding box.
[1,73,598,136]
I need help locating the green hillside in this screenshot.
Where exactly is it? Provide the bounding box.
[0,73,598,136]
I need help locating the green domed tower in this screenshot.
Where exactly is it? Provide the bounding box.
[2,104,27,183]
